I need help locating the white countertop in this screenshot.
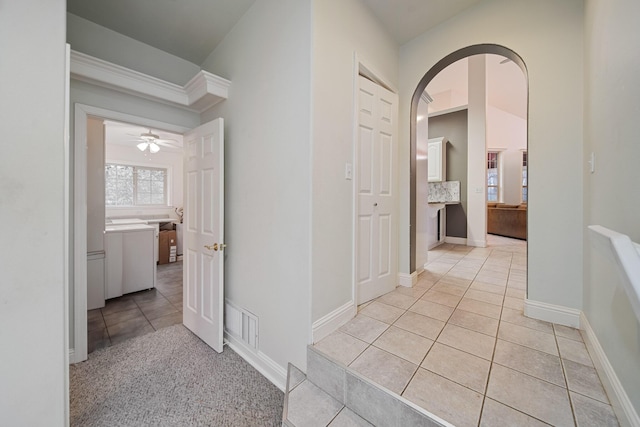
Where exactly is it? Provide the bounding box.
[105,224,156,233]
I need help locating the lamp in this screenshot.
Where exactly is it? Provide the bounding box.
[136,130,161,153]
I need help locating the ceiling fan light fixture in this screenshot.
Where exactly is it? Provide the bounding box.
[149,142,160,153]
[140,131,159,141]
[137,142,149,152]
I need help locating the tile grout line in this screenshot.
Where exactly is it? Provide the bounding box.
[478,248,512,427]
[555,325,580,427]
[399,246,491,398]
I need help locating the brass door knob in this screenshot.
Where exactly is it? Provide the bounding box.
[204,243,226,251]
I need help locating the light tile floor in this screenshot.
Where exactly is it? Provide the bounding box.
[87,261,183,353]
[314,236,619,427]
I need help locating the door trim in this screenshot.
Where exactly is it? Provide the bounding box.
[352,54,399,306]
[72,104,188,362]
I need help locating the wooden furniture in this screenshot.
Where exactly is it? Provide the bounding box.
[487,203,527,240]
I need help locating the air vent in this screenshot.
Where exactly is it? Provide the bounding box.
[225,300,258,350]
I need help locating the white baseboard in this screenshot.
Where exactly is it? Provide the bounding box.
[312,301,356,344]
[224,333,287,392]
[398,272,418,288]
[445,236,467,245]
[524,299,581,328]
[428,240,445,250]
[466,238,487,248]
[581,312,640,427]
[68,348,76,364]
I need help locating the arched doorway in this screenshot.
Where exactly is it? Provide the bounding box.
[409,44,528,275]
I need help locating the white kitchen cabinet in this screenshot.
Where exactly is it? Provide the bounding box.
[105,224,155,299]
[428,137,447,182]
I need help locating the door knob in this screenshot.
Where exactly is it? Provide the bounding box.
[204,243,226,251]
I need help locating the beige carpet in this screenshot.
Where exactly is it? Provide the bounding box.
[70,324,283,426]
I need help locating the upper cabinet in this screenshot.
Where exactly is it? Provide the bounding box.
[428,137,447,182]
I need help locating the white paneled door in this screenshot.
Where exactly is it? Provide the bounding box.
[357,76,398,304]
[183,118,225,353]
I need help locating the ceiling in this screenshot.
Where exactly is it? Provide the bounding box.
[104,121,183,153]
[360,0,483,45]
[67,0,484,65]
[67,0,256,64]
[427,55,527,119]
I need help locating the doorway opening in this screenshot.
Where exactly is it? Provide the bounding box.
[410,44,528,290]
[87,118,186,353]
[72,105,191,362]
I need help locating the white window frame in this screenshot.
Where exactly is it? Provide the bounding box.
[105,160,173,208]
[487,151,500,202]
[522,150,528,203]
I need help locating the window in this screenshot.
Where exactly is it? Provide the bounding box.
[105,163,167,207]
[487,151,499,202]
[522,151,528,203]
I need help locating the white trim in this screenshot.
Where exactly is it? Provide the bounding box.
[466,238,487,248]
[73,105,89,364]
[524,299,581,328]
[224,333,287,392]
[352,53,400,306]
[68,348,76,364]
[581,312,640,427]
[312,301,356,344]
[72,104,190,363]
[428,105,469,118]
[428,240,445,251]
[70,50,229,113]
[445,236,467,245]
[63,44,71,426]
[398,272,418,288]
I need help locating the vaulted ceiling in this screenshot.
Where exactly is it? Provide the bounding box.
[67,0,483,64]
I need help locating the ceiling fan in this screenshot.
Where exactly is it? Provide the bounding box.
[128,129,177,153]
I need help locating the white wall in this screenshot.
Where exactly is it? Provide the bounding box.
[0,1,67,425]
[416,101,430,266]
[487,106,527,205]
[466,55,488,247]
[399,0,584,309]
[105,143,184,219]
[311,0,398,321]
[584,0,640,415]
[200,0,312,372]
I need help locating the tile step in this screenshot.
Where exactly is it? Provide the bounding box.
[282,346,451,427]
[282,363,373,426]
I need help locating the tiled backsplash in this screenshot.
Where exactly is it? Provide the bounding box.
[428,181,461,203]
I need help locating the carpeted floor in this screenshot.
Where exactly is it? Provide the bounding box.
[70,324,284,426]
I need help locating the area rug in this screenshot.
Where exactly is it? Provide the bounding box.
[70,324,283,426]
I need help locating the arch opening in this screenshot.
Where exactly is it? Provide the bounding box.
[409,44,529,273]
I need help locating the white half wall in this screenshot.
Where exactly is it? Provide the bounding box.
[0,1,67,425]
[399,0,584,310]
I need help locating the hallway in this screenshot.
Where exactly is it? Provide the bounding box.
[313,237,618,426]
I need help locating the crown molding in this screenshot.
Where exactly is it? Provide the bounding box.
[70,50,229,113]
